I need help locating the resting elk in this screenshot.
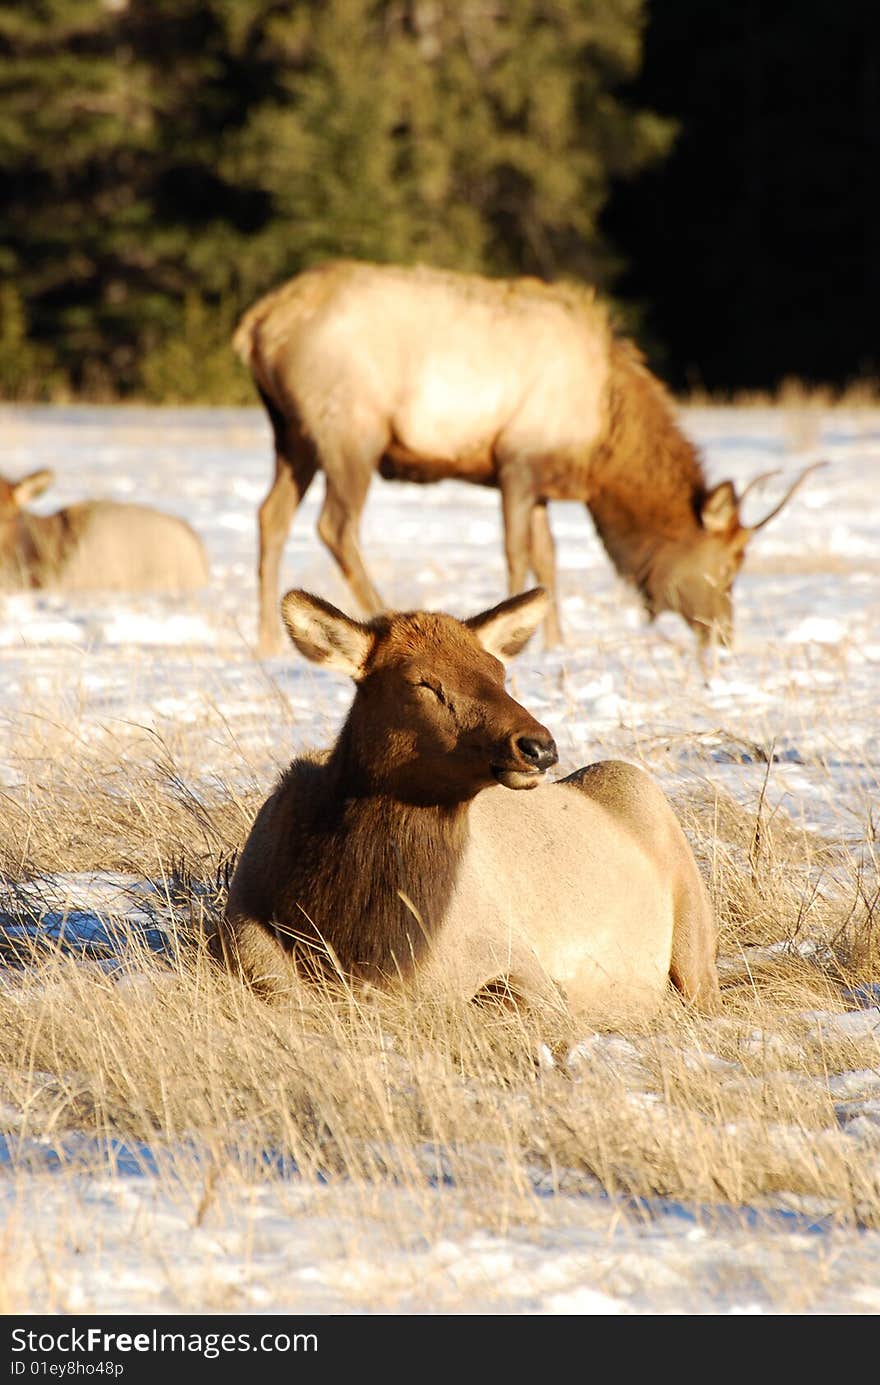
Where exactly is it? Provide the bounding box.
[233,259,822,656]
[0,468,209,593]
[211,586,720,1025]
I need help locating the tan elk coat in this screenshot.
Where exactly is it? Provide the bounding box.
[234,259,820,655]
[212,587,719,1026]
[0,469,209,592]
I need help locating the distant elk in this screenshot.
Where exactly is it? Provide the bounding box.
[211,587,719,1024]
[234,259,822,656]
[0,469,209,593]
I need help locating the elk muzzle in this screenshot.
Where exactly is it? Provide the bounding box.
[492,728,558,790]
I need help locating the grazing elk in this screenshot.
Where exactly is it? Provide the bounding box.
[0,468,209,593]
[234,259,822,655]
[211,587,720,1025]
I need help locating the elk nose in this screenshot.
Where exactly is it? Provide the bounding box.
[516,735,558,771]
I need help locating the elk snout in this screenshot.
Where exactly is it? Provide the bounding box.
[492,727,558,790]
[516,735,558,772]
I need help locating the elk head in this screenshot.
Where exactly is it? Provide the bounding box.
[0,469,56,584]
[280,587,558,805]
[644,462,825,650]
[0,468,54,521]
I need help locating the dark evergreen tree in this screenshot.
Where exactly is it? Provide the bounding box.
[0,0,668,399]
[0,2,158,393]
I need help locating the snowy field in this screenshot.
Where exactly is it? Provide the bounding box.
[0,401,879,1316]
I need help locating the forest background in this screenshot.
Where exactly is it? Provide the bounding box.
[0,0,876,404]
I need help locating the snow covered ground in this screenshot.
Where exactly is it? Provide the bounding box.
[0,401,878,1316]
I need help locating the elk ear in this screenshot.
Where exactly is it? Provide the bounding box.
[466,587,548,661]
[12,469,54,508]
[700,481,739,534]
[280,590,373,678]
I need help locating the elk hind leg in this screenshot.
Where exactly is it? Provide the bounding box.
[257,405,318,655]
[668,868,720,1011]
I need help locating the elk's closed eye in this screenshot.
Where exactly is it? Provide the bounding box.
[417,679,447,704]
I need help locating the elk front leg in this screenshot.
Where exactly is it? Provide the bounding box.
[207,912,300,1002]
[498,463,534,599]
[258,443,317,656]
[317,463,384,616]
[529,501,562,647]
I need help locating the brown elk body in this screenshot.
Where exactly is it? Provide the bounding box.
[233,259,821,655]
[0,470,210,593]
[213,587,719,1025]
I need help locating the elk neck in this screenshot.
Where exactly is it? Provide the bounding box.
[271,713,472,985]
[2,508,69,587]
[588,338,709,596]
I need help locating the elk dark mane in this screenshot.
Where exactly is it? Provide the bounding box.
[248,751,468,984]
[588,339,708,604]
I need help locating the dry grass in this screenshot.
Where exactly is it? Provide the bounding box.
[0,704,878,1312]
[680,374,880,454]
[681,374,880,411]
